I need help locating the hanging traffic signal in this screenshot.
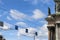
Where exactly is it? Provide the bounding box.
[0,35,3,38]
[0,21,3,27]
[35,32,38,36]
[0,35,3,40]
[3,38,5,40]
[26,29,28,33]
[15,25,18,30]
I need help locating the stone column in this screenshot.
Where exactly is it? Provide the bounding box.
[48,27,55,40]
[52,31,55,40]
[56,24,58,40]
[48,28,51,40]
[51,28,55,40]
[51,29,54,40]
[50,29,53,40]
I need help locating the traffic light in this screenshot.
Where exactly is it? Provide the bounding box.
[35,32,38,36]
[0,35,3,40]
[0,21,3,27]
[26,29,28,33]
[3,38,5,40]
[15,25,18,30]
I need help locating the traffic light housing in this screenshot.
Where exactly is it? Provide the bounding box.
[0,21,3,27]
[35,32,38,36]
[26,29,28,33]
[15,25,18,30]
[3,38,5,40]
[0,35,3,40]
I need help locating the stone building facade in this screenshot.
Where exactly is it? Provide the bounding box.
[46,0,60,40]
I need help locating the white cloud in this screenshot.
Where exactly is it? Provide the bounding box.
[38,24,48,40]
[24,0,38,5]
[27,27,37,33]
[16,22,29,28]
[41,0,50,4]
[9,9,32,21]
[7,16,12,20]
[24,0,50,5]
[3,25,9,30]
[35,37,40,40]
[10,9,46,21]
[0,22,13,30]
[32,9,46,20]
[18,27,37,37]
[3,22,12,30]
[32,0,38,5]
[39,21,47,24]
[10,9,27,21]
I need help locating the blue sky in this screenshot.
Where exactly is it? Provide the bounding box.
[0,0,55,40]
